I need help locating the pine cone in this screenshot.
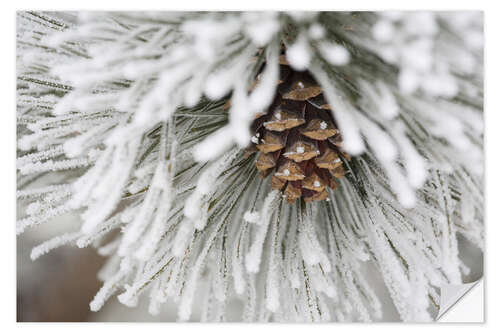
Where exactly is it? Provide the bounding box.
[250,57,348,204]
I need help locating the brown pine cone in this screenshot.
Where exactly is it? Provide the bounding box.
[249,58,349,204]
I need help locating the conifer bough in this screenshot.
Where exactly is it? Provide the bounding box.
[16,11,483,322]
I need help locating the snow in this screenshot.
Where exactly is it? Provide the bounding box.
[245,190,280,273]
[244,211,261,224]
[81,139,141,234]
[30,232,81,260]
[398,68,420,94]
[193,127,235,163]
[243,12,280,47]
[308,24,325,39]
[90,262,130,312]
[372,20,394,42]
[319,42,350,66]
[298,205,331,272]
[286,34,311,71]
[311,66,365,155]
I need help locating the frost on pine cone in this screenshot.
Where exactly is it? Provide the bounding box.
[16,12,483,322]
[249,56,348,203]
